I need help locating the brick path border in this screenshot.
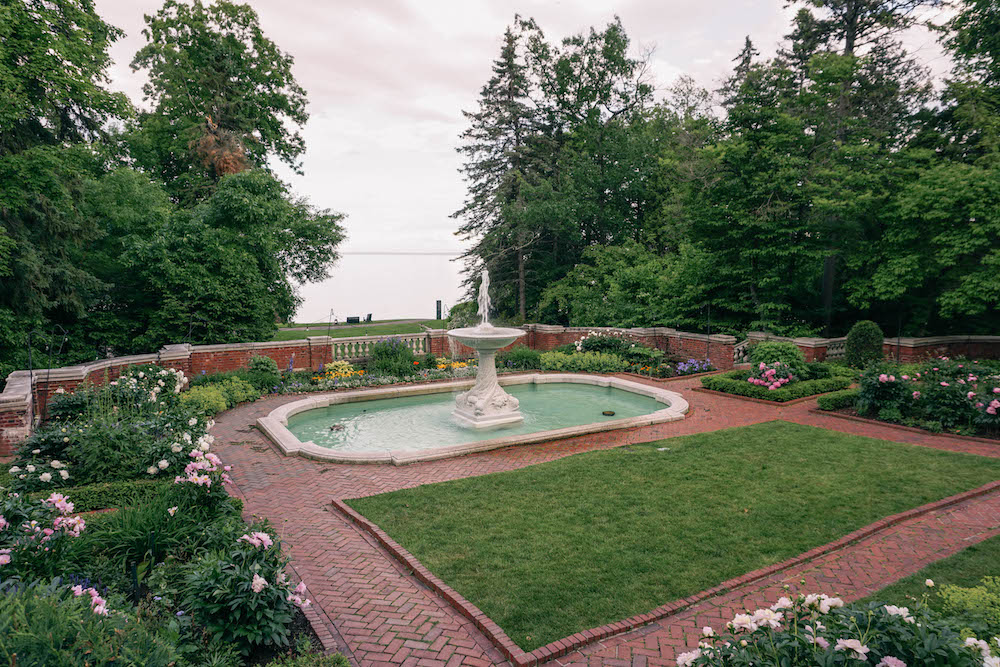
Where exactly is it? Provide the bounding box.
[333,481,1000,667]
[808,408,1000,446]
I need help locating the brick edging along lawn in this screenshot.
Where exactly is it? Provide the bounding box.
[808,408,1000,446]
[332,480,1000,667]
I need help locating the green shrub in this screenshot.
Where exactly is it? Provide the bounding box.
[218,377,259,407]
[182,530,299,654]
[701,370,851,402]
[816,388,860,411]
[540,351,628,373]
[938,576,1000,640]
[623,345,665,366]
[248,355,280,376]
[366,339,418,377]
[0,579,175,666]
[497,345,542,370]
[749,341,808,377]
[179,385,229,415]
[28,479,172,512]
[845,320,885,368]
[577,334,631,355]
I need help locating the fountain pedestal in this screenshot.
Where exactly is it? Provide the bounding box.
[447,325,526,429]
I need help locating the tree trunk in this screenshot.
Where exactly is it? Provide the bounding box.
[518,249,526,321]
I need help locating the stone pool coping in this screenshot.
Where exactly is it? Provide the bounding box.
[256,373,689,465]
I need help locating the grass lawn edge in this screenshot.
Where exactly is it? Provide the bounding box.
[337,474,1000,662]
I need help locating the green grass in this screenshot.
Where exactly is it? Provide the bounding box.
[346,421,1000,651]
[270,320,447,341]
[278,318,410,328]
[862,533,1000,609]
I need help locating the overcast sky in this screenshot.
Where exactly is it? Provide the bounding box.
[94,0,951,321]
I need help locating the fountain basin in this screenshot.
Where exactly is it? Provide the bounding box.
[447,325,526,351]
[256,374,689,465]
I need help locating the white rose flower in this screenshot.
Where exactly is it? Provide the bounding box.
[8,466,20,474]
[50,460,62,469]
[171,443,183,453]
[138,372,145,378]
[188,418,197,427]
[925,579,934,587]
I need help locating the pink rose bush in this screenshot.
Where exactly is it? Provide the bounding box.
[748,361,796,391]
[675,592,992,666]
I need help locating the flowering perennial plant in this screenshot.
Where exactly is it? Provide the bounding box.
[676,359,716,376]
[747,361,796,390]
[856,358,1000,435]
[0,491,86,579]
[182,526,311,652]
[676,592,994,667]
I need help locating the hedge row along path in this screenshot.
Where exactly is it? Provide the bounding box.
[211,374,1000,667]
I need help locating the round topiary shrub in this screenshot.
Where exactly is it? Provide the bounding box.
[748,341,808,377]
[845,320,884,368]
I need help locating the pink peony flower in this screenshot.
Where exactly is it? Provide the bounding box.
[877,657,906,667]
[940,381,950,386]
[251,573,268,593]
[912,391,921,399]
[0,549,11,566]
[968,391,977,399]
[835,638,870,660]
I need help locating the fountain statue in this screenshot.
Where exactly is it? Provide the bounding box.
[447,269,527,428]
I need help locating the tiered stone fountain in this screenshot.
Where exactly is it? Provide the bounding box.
[447,270,527,429]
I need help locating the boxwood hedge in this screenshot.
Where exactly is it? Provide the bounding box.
[701,370,851,402]
[816,388,861,411]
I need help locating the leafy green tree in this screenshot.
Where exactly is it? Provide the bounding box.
[0,0,131,155]
[127,170,345,347]
[538,243,710,329]
[130,0,308,203]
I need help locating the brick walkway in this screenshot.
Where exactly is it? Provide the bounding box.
[212,375,1000,667]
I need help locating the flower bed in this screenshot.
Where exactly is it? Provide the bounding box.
[700,368,852,402]
[819,357,1000,439]
[679,590,998,666]
[1,363,339,665]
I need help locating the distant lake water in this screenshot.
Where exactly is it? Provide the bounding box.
[296,253,465,322]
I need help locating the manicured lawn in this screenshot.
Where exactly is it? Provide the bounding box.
[862,533,1000,610]
[346,421,1000,651]
[270,320,446,341]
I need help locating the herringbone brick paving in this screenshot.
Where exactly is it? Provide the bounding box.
[211,375,1000,667]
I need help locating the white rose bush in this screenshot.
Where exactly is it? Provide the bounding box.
[677,592,997,667]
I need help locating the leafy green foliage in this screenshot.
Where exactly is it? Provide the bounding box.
[845,320,885,368]
[816,388,861,411]
[539,351,628,373]
[939,577,1000,640]
[249,355,280,376]
[27,479,172,513]
[180,386,229,416]
[0,579,175,666]
[217,377,259,406]
[130,0,308,203]
[182,533,297,653]
[496,345,542,370]
[265,654,351,667]
[366,339,419,377]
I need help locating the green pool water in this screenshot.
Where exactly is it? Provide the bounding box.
[287,383,665,452]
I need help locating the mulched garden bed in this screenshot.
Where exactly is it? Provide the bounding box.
[813,406,1000,444]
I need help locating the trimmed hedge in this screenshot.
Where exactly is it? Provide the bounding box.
[816,388,860,411]
[28,478,173,512]
[701,370,851,402]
